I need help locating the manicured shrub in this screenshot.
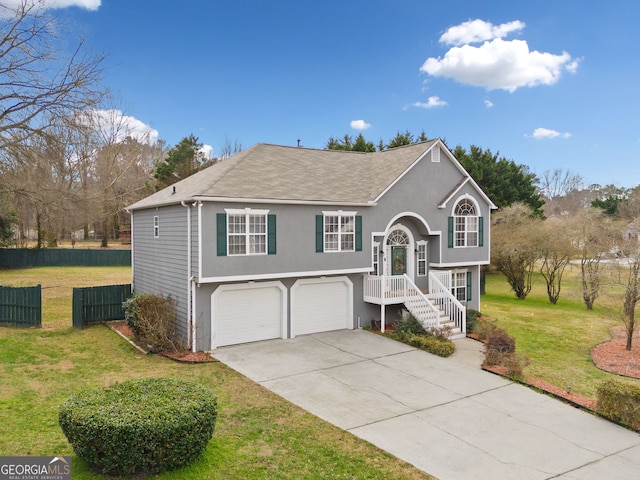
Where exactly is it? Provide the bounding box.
[484,330,516,366]
[466,309,483,333]
[59,378,217,476]
[123,293,181,352]
[406,334,456,357]
[597,379,640,429]
[395,313,426,337]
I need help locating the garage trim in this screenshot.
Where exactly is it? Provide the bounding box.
[211,280,287,349]
[290,276,353,338]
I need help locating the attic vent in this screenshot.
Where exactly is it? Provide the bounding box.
[431,148,440,163]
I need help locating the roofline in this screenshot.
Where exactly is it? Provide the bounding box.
[127,196,376,211]
[373,144,431,203]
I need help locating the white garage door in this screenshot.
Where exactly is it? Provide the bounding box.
[292,277,353,337]
[212,281,286,348]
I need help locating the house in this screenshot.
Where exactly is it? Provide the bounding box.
[126,140,496,351]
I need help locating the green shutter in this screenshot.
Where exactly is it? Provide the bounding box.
[466,271,472,301]
[355,215,362,252]
[216,213,227,256]
[448,217,454,248]
[268,214,277,255]
[315,215,324,252]
[478,216,484,247]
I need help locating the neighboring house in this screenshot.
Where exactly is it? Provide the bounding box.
[127,140,496,351]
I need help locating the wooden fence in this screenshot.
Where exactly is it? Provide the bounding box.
[0,249,130,268]
[72,284,132,329]
[0,285,42,327]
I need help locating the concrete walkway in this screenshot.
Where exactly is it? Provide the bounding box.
[212,329,640,480]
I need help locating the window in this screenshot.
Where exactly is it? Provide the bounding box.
[316,211,362,252]
[417,241,427,276]
[217,209,276,256]
[153,216,159,238]
[452,198,479,247]
[371,242,380,275]
[452,270,471,302]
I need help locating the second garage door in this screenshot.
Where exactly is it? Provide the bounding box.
[212,281,286,348]
[291,277,353,337]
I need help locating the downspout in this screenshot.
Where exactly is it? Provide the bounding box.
[181,201,194,352]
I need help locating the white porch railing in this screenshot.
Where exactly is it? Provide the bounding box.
[428,271,466,334]
[363,274,440,331]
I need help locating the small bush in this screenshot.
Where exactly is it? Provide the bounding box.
[427,324,453,341]
[484,330,516,366]
[406,334,456,357]
[501,352,530,380]
[395,313,426,337]
[474,320,500,342]
[597,379,640,429]
[466,309,483,333]
[59,378,217,476]
[123,293,181,352]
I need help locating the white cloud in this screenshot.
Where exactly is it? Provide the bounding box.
[440,19,525,46]
[1,0,100,12]
[413,96,448,109]
[421,20,577,92]
[529,127,571,140]
[200,144,213,159]
[83,109,159,144]
[484,99,494,108]
[350,119,371,130]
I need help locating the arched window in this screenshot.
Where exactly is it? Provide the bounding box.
[454,199,478,247]
[386,229,410,246]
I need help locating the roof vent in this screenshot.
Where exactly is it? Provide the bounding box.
[172,186,176,195]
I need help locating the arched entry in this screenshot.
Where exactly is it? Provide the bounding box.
[384,224,414,280]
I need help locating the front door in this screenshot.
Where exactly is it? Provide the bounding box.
[391,246,407,276]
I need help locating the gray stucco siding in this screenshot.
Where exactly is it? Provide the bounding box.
[131,205,190,345]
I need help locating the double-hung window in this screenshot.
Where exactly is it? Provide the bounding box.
[217,209,276,256]
[316,211,362,253]
[416,241,427,276]
[452,270,472,302]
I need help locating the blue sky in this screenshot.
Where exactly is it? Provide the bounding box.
[15,0,640,188]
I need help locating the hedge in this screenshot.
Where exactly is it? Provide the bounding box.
[597,379,640,430]
[59,378,217,476]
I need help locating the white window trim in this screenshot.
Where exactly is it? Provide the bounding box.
[451,269,468,303]
[224,207,270,256]
[452,195,480,248]
[153,215,159,238]
[416,240,428,277]
[372,241,381,275]
[322,210,357,253]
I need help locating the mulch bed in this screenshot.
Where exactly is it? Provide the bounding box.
[106,320,213,363]
[481,325,640,413]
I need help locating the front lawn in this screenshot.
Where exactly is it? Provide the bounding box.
[481,266,640,398]
[0,267,431,479]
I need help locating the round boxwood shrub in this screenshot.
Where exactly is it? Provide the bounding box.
[59,378,217,476]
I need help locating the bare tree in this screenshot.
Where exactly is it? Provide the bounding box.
[611,226,640,350]
[570,208,617,310]
[0,0,104,150]
[539,169,583,200]
[491,203,542,299]
[538,216,575,304]
[218,137,242,160]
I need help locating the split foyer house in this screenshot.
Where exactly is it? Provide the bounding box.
[127,140,496,351]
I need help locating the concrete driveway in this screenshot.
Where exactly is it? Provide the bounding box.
[212,329,640,480]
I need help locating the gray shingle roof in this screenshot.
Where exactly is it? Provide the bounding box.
[128,141,437,210]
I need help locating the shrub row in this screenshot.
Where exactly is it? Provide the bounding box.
[405,333,456,357]
[59,378,217,476]
[597,379,640,430]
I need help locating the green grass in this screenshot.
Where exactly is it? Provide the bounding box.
[0,267,431,479]
[481,265,640,398]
